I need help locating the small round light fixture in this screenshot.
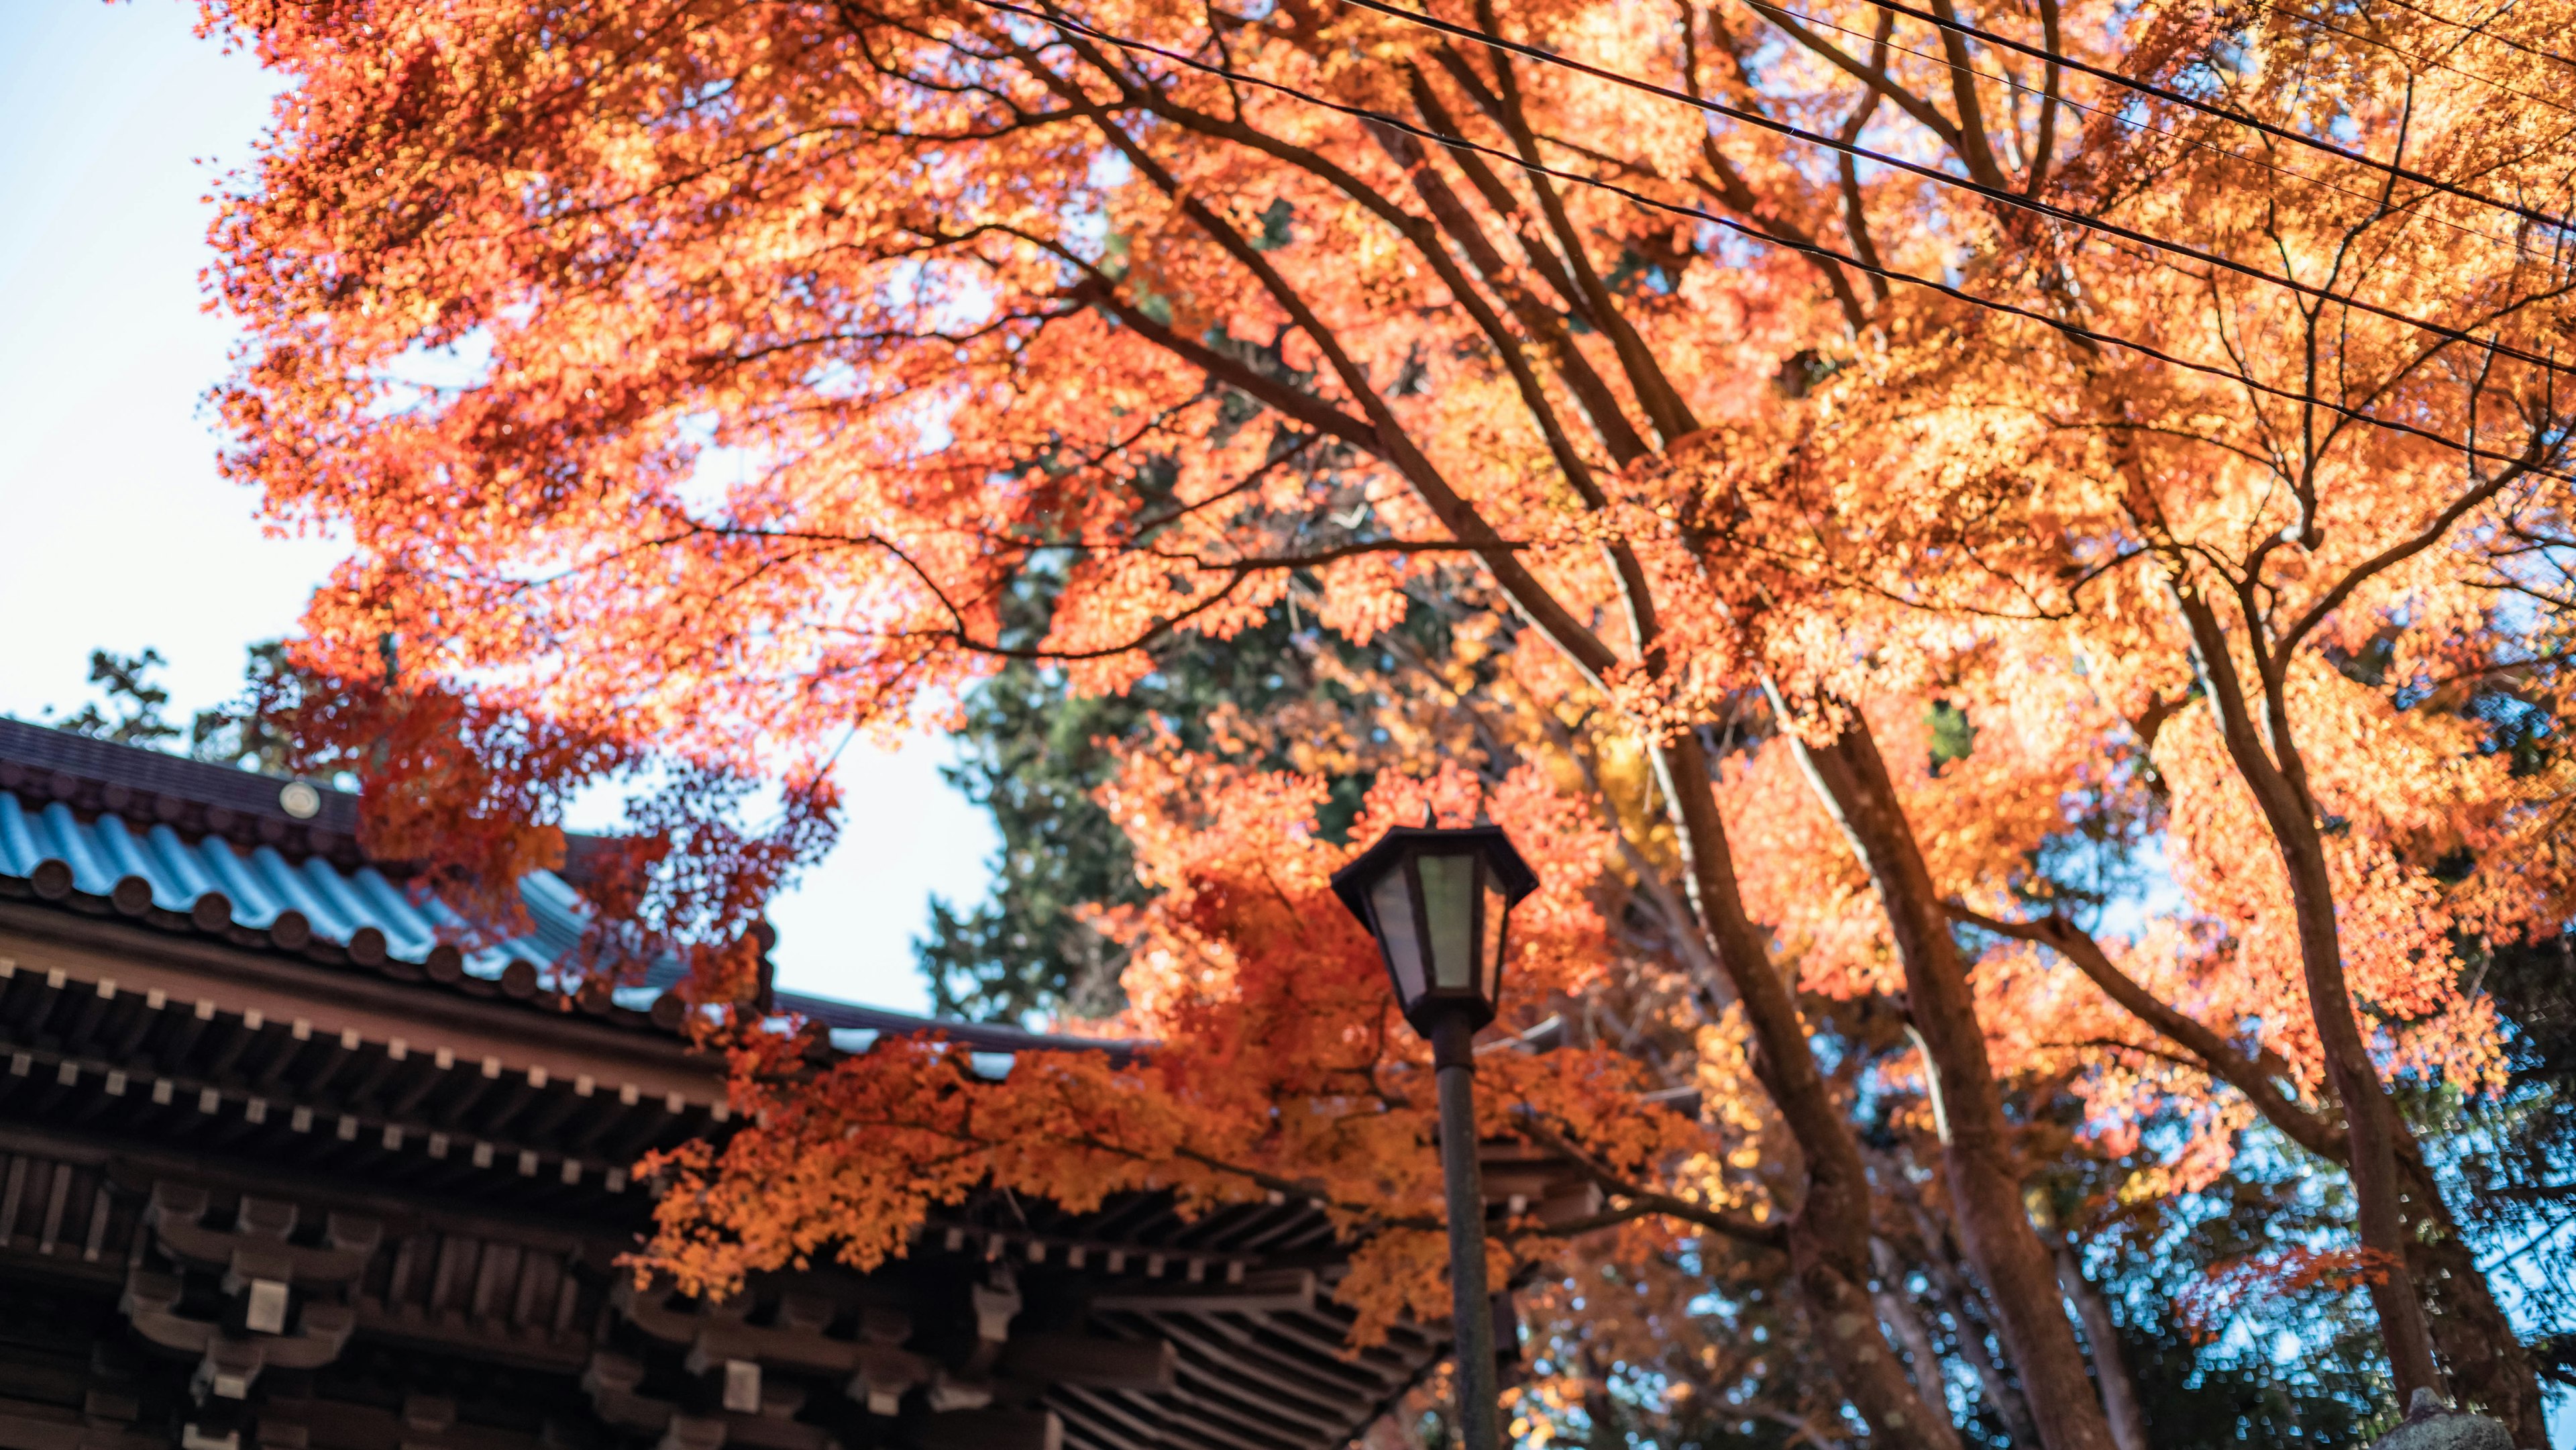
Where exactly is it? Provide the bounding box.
[1330,823,1539,1034]
[276,781,323,821]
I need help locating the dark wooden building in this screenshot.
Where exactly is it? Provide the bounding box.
[0,720,1503,1450]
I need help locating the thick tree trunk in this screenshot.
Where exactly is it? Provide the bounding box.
[2054,1239,2150,1450]
[2165,588,2448,1402]
[2397,1151,2553,1447]
[1778,709,2119,1450]
[2282,829,2447,1395]
[1652,732,1962,1450]
[1788,1225,1962,1450]
[2000,913,2548,1445]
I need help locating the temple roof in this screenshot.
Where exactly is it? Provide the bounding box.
[0,716,1122,1062]
[0,719,1529,1450]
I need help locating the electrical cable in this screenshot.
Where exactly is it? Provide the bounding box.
[969,0,2576,487]
[2224,0,2576,117]
[1327,0,2576,380]
[1320,0,2576,380]
[2369,0,2576,70]
[1756,0,2533,254]
[1342,0,2575,237]
[1770,0,2576,231]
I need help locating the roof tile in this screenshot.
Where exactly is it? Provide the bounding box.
[0,716,1139,1062]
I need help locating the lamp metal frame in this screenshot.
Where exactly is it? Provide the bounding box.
[1328,822,1538,1450]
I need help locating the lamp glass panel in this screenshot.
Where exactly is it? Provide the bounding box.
[1369,868,1427,1004]
[1419,852,1479,991]
[1481,878,1509,1001]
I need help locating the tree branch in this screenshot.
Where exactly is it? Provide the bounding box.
[1945,903,2345,1161]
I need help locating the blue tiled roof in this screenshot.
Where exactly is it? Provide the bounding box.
[0,782,591,980]
[0,717,1132,1062]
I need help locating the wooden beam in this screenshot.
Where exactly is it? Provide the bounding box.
[912,1407,1063,1450]
[999,1333,1177,1393]
[0,910,718,1107]
[1090,1269,1312,1315]
[1112,1392,1311,1450]
[0,1392,163,1450]
[1045,1386,1170,1449]
[1137,1318,1358,1420]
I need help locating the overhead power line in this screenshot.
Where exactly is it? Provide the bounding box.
[1329,0,2576,380]
[1342,0,2576,238]
[1761,0,2531,254]
[1779,0,2576,232]
[2365,0,2576,71]
[967,0,2576,488]
[2227,0,2576,117]
[1326,0,2576,381]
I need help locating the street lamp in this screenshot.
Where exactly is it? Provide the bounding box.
[1330,823,1538,1450]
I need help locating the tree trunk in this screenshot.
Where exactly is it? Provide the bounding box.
[1652,731,1962,1450]
[1778,707,2120,1450]
[2165,588,2447,1401]
[2396,1151,2553,1447]
[1580,1347,1620,1449]
[1911,1208,2041,1447]
[2279,826,2447,1397]
[1874,1239,1956,1425]
[2054,1239,2150,1450]
[2006,912,2549,1445]
[1788,1226,1964,1450]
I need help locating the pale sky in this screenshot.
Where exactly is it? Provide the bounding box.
[0,0,992,1013]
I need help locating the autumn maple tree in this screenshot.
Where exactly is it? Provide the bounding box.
[199,0,2576,1442]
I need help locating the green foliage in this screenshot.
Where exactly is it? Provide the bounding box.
[916,669,1141,1023]
[917,575,1375,1023]
[2024,963,2575,1450]
[188,641,310,776]
[46,648,182,746]
[1926,698,1976,774]
[29,641,325,781]
[2428,928,2576,1390]
[1251,197,1295,252]
[2116,1309,2377,1448]
[2044,1128,2383,1449]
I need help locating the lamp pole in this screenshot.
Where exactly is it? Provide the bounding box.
[1430,1010,1502,1450]
[1327,823,1536,1450]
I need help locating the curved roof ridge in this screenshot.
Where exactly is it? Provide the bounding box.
[778,992,1146,1055]
[0,715,360,834]
[0,719,1137,1059]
